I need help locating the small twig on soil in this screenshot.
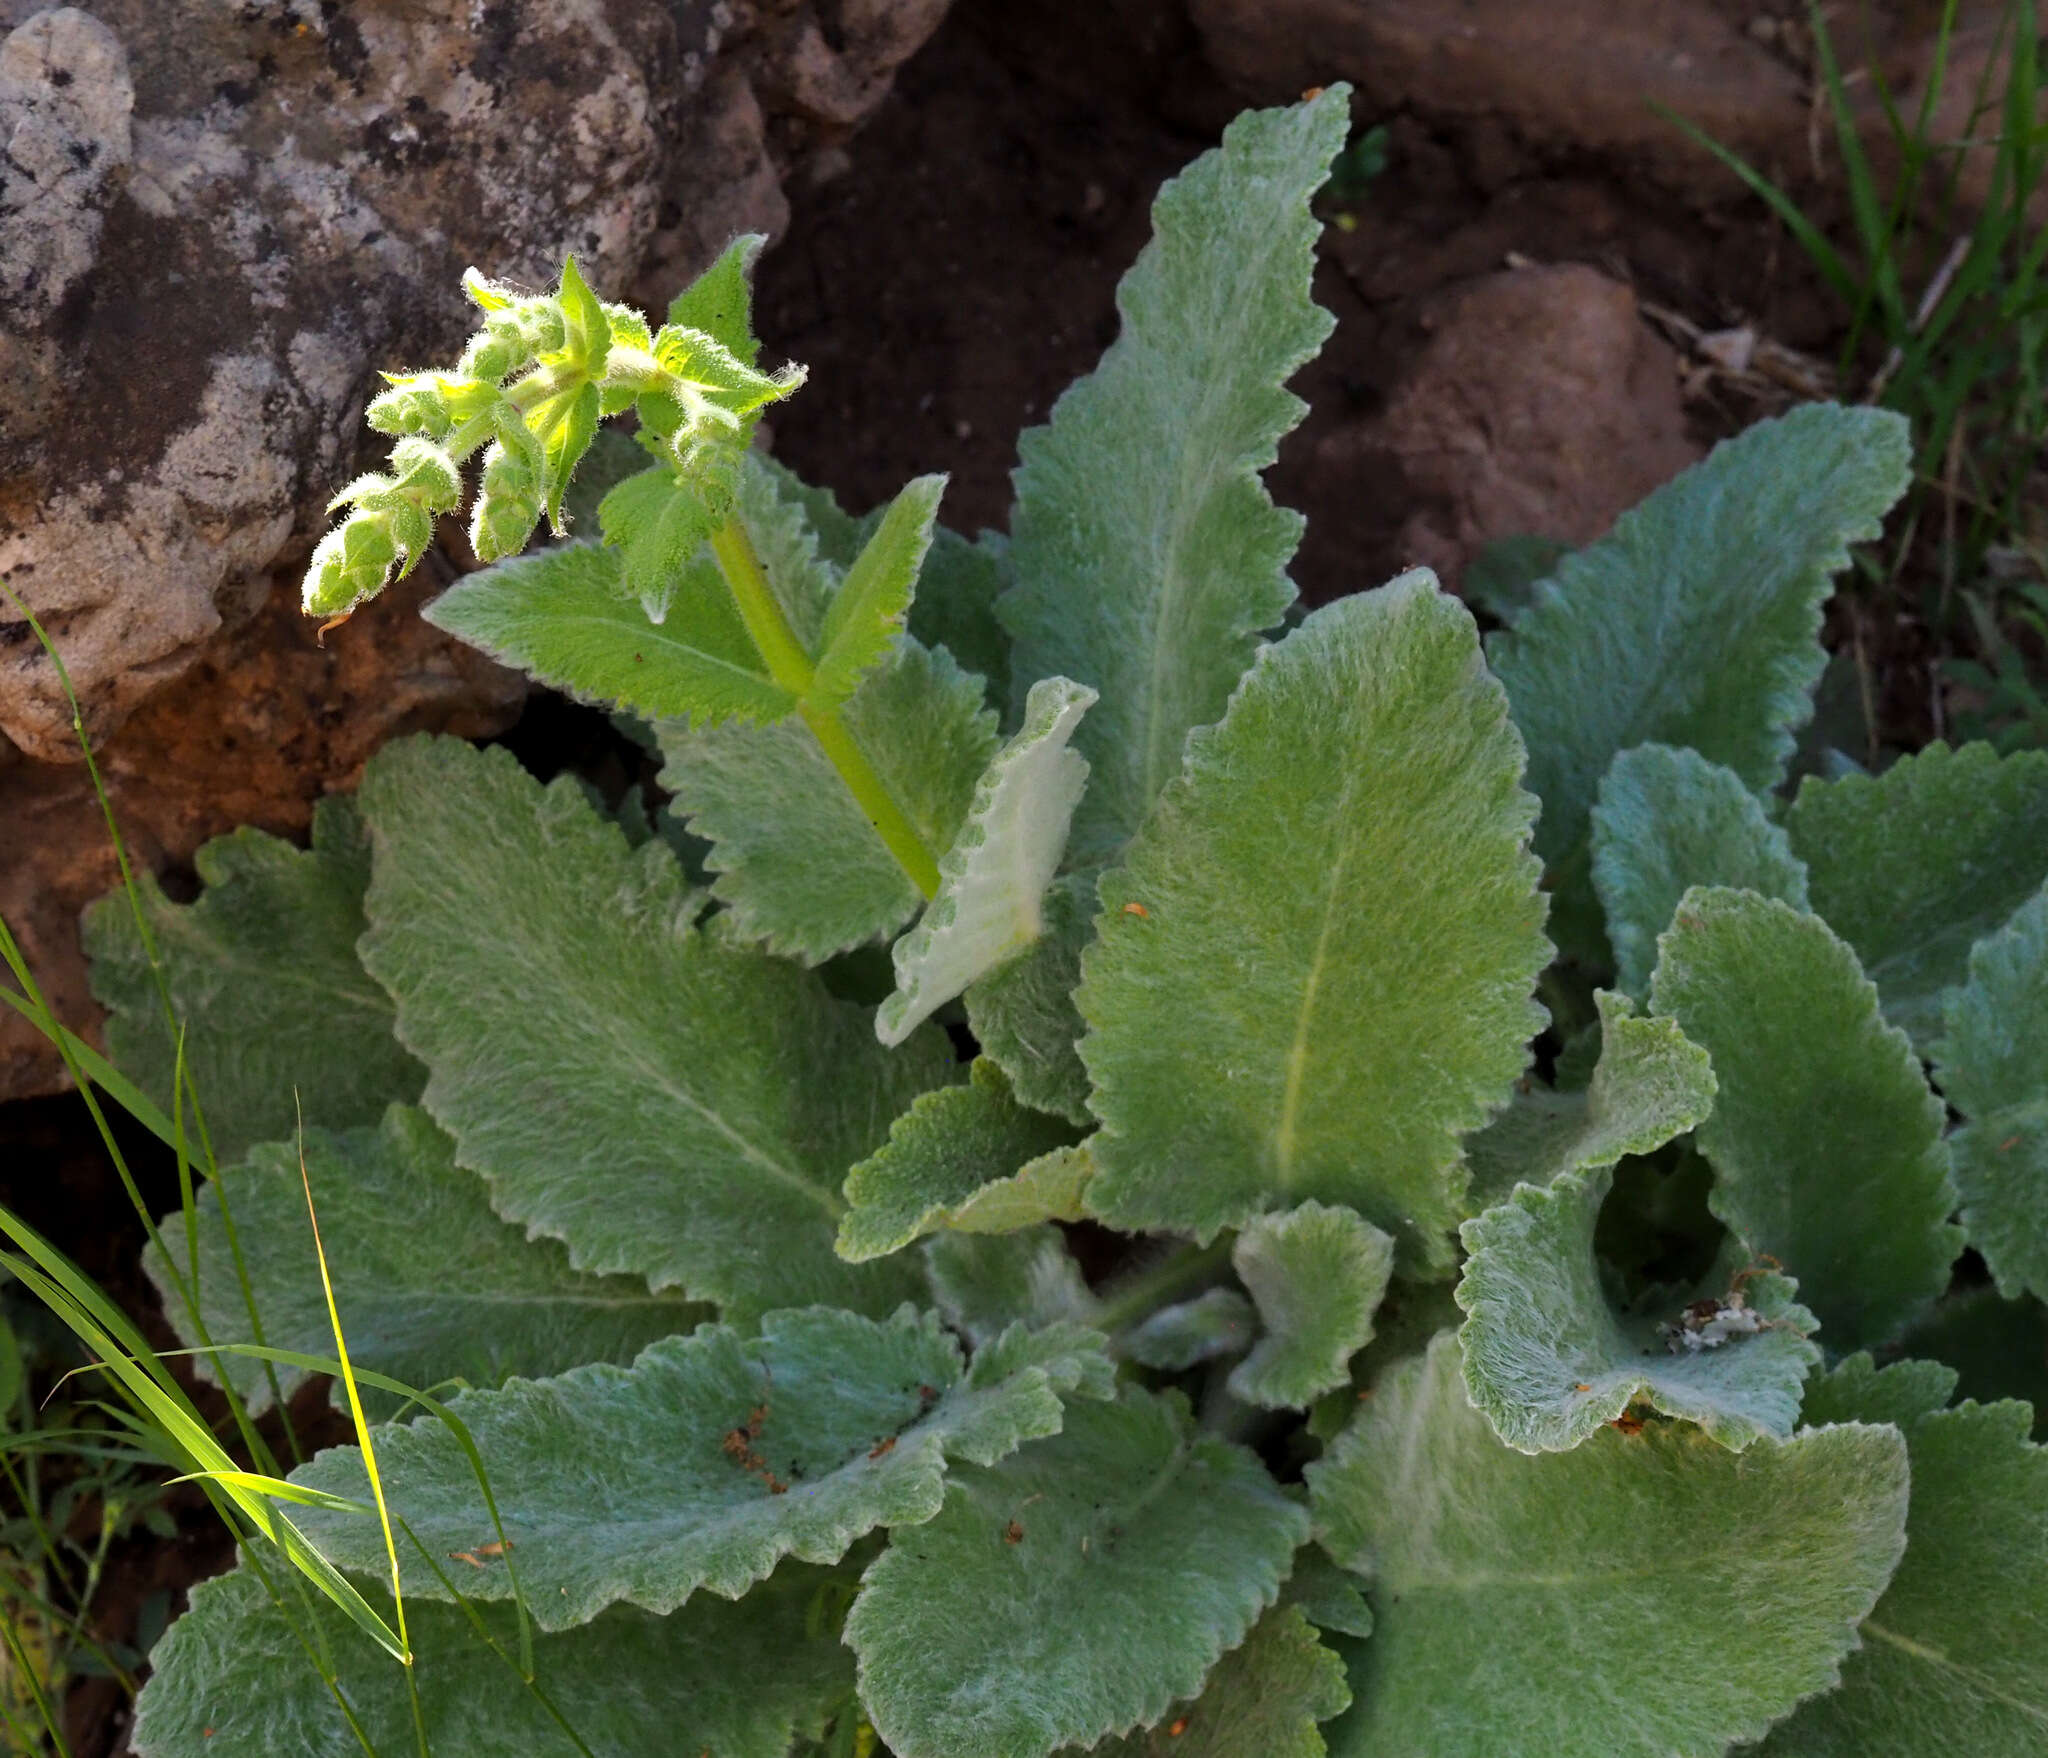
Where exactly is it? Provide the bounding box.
[1867,232,1972,404]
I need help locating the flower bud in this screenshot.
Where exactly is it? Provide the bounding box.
[302,514,399,617]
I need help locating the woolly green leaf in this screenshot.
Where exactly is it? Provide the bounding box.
[1463,990,1715,1211]
[659,640,998,963]
[144,1106,703,1419]
[666,233,766,365]
[596,464,721,621]
[425,539,796,725]
[1788,742,2048,1046]
[356,736,950,1317]
[1936,884,2048,1300]
[1000,88,1349,864]
[924,1227,1100,1348]
[1228,1202,1394,1409]
[879,677,1097,1046]
[1457,1165,1819,1452]
[551,255,611,377]
[1757,1363,2048,1756]
[1490,404,1911,890]
[1651,887,1960,1349]
[82,796,423,1166]
[1310,1334,1909,1758]
[848,1385,1309,1758]
[130,1559,854,1758]
[838,1062,1079,1262]
[1123,1287,1258,1371]
[965,870,1098,1127]
[1463,534,1570,631]
[812,475,947,710]
[912,526,1013,712]
[1591,743,1809,998]
[292,1306,1103,1629]
[1799,1349,1957,1428]
[1895,1288,2048,1433]
[533,379,600,533]
[948,1140,1097,1234]
[1079,576,1549,1267]
[1280,1551,1374,1640]
[1086,1605,1350,1758]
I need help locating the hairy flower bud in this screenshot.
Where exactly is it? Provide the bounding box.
[302,514,399,618]
[471,439,542,561]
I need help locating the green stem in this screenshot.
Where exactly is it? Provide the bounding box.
[1094,1236,1236,1336]
[707,515,943,898]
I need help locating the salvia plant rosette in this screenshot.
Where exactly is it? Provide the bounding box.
[88,85,2048,1758]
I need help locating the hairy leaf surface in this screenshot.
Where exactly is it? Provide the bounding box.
[145,1106,702,1418]
[1123,1287,1258,1371]
[1228,1202,1394,1409]
[879,677,1096,1045]
[965,870,1098,1126]
[356,736,950,1316]
[812,474,947,709]
[1086,1605,1349,1758]
[83,796,423,1167]
[130,1560,853,1758]
[1457,1166,1819,1451]
[1001,88,1349,862]
[292,1306,1106,1629]
[913,526,1013,712]
[1591,743,1809,998]
[1757,1359,2048,1756]
[1079,577,1549,1265]
[1650,888,1960,1349]
[1935,885,2048,1301]
[1463,990,1716,1211]
[838,1061,1079,1261]
[1787,742,2048,1045]
[924,1227,1100,1347]
[660,639,998,962]
[1490,405,1910,888]
[424,539,795,724]
[848,1385,1308,1758]
[1310,1334,1909,1758]
[946,1140,1097,1234]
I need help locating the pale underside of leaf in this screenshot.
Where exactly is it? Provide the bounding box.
[356,735,951,1317]
[424,538,794,725]
[847,1385,1309,1758]
[1788,741,2048,1047]
[1310,1333,1910,1758]
[965,869,1099,1127]
[1590,742,1809,999]
[1462,988,1716,1213]
[659,637,998,963]
[1000,87,1350,864]
[1936,883,2048,1301]
[1489,402,1911,895]
[81,795,423,1167]
[1083,1604,1350,1758]
[946,1139,1097,1234]
[837,1060,1079,1261]
[129,1558,854,1758]
[291,1306,1105,1629]
[1457,1163,1820,1452]
[1079,575,1550,1268]
[1228,1201,1394,1409]
[1757,1360,2048,1756]
[1650,886,1960,1350]
[144,1105,704,1419]
[878,675,1096,1046]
